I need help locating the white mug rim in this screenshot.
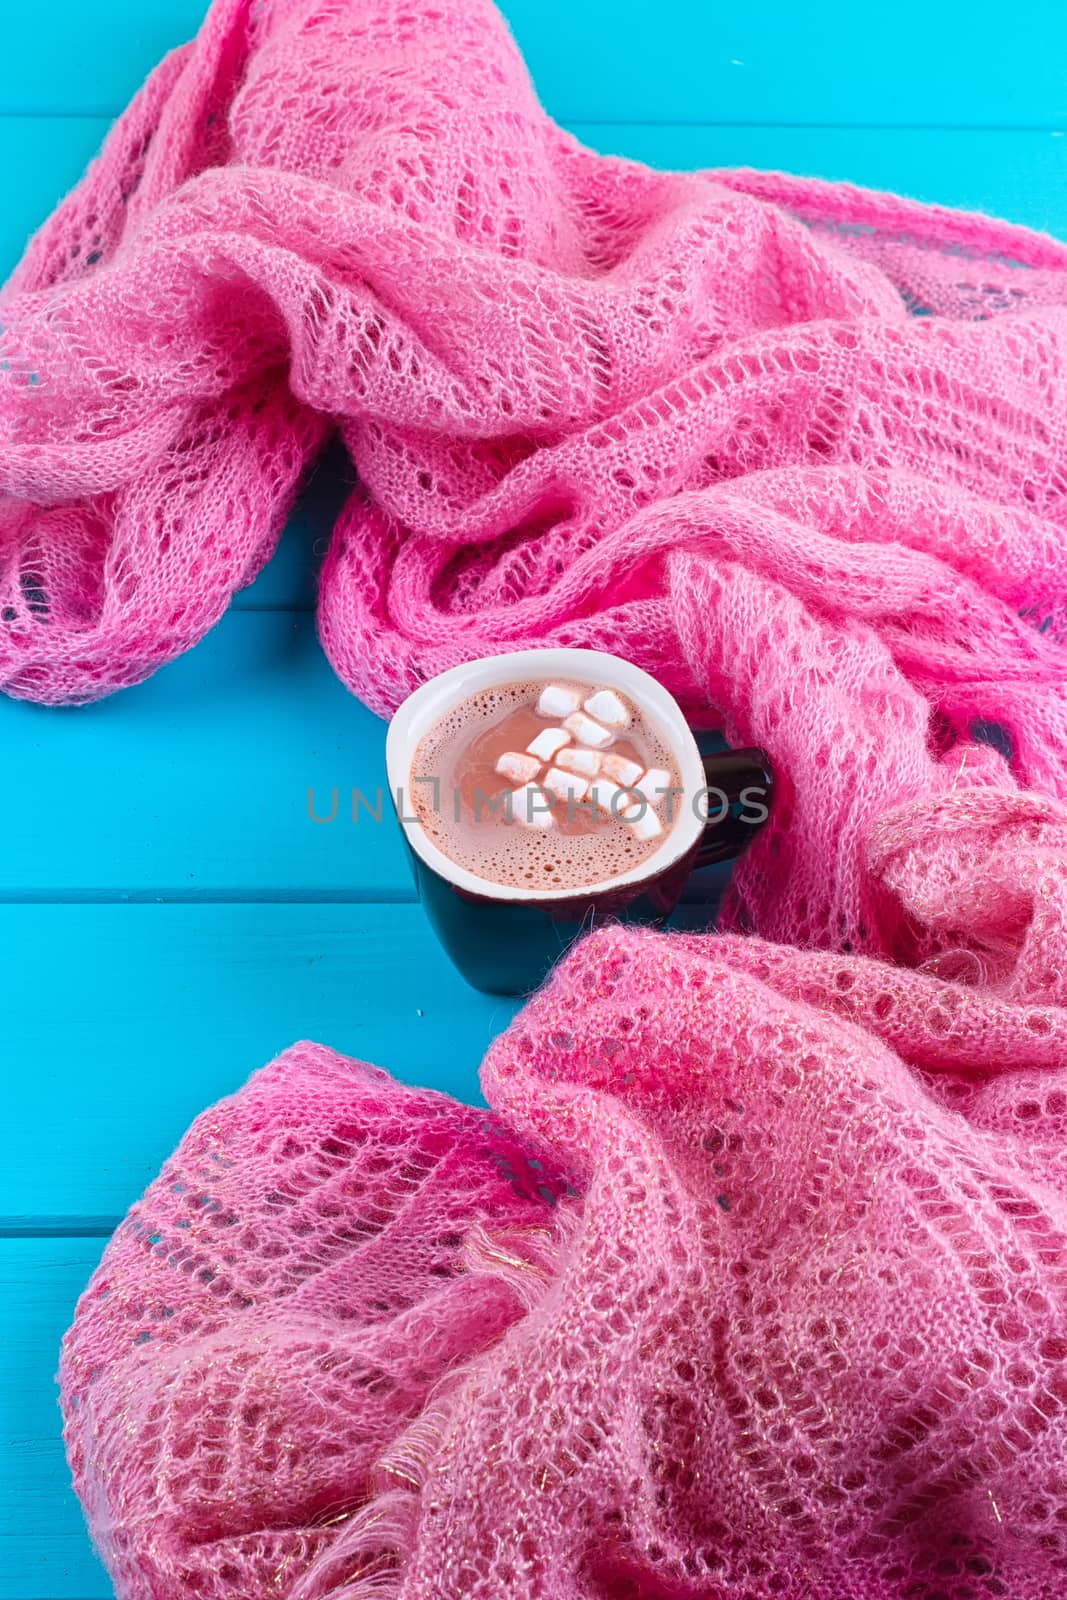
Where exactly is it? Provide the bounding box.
[385,647,707,903]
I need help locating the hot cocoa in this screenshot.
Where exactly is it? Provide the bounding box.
[409,678,682,890]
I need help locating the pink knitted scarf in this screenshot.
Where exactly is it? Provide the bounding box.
[5,0,1067,958]
[63,928,1067,1599]
[24,0,1067,1593]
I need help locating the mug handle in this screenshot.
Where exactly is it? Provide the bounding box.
[693,746,774,866]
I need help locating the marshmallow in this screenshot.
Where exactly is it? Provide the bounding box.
[563,711,614,749]
[583,688,631,730]
[600,752,642,788]
[536,683,583,719]
[495,750,541,785]
[542,766,590,802]
[588,778,629,818]
[627,805,663,841]
[556,746,600,778]
[633,767,672,806]
[512,783,554,829]
[526,727,571,763]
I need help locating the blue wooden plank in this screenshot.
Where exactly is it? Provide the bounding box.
[1,0,1065,126]
[0,903,520,1220]
[0,611,412,897]
[511,0,1067,128]
[0,1238,110,1599]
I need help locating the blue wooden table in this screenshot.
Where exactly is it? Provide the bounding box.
[2,3,1065,1594]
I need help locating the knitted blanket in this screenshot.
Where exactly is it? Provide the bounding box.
[62,927,1067,1598]
[22,0,1067,1593]
[4,0,1067,959]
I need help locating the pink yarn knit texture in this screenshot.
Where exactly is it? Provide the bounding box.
[62,924,1067,1599]
[5,0,1067,963]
